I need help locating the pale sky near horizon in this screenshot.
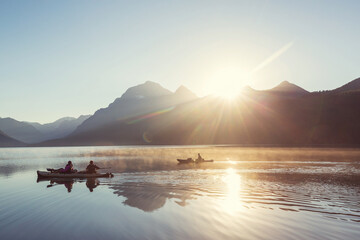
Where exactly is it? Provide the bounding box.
[1,0,359,123]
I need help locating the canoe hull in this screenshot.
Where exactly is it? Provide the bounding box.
[177,159,214,164]
[177,159,195,163]
[37,171,113,178]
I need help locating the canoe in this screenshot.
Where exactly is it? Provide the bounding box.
[177,159,214,163]
[177,159,195,163]
[37,170,114,178]
[201,160,214,162]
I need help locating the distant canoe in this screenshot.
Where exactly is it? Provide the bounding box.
[37,170,113,178]
[177,159,214,164]
[177,159,195,163]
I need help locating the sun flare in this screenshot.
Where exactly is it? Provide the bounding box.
[215,87,241,100]
[206,66,250,100]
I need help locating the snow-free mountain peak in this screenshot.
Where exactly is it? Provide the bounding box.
[333,77,360,93]
[270,81,309,94]
[121,81,172,99]
[241,85,256,92]
[0,115,91,144]
[0,117,44,143]
[174,85,197,98]
[73,82,198,134]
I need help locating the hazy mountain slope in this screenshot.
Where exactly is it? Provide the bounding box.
[0,118,44,143]
[267,81,309,95]
[173,85,197,99]
[0,115,90,144]
[74,82,197,134]
[121,81,172,99]
[41,90,360,146]
[38,95,296,146]
[0,130,25,147]
[28,115,91,140]
[37,78,360,146]
[333,77,360,93]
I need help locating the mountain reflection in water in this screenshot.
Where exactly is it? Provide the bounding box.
[109,182,197,212]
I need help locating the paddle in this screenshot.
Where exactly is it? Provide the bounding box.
[76,167,112,174]
[47,183,60,188]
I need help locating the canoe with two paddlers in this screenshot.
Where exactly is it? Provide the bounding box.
[37,170,114,179]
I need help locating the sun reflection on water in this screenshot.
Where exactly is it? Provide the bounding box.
[226,157,237,165]
[221,168,243,214]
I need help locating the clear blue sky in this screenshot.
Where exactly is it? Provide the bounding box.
[1,0,359,123]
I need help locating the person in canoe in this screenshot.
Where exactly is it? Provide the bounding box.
[196,153,204,163]
[86,160,100,174]
[51,161,76,173]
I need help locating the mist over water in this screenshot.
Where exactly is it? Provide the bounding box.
[1,146,360,239]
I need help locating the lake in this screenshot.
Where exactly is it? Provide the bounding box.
[1,146,360,240]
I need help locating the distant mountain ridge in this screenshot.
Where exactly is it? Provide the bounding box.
[0,130,25,147]
[73,82,197,134]
[3,78,360,147]
[121,81,173,99]
[40,78,360,146]
[333,77,360,93]
[28,115,91,140]
[268,81,309,95]
[174,85,197,98]
[0,117,44,143]
[0,115,90,143]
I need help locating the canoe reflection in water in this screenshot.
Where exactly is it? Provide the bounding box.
[44,179,75,192]
[86,178,100,192]
[37,178,100,192]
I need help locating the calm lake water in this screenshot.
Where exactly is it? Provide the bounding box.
[1,146,360,240]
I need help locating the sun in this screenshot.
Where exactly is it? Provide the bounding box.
[206,66,250,100]
[215,86,240,100]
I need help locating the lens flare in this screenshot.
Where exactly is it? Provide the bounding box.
[127,106,175,124]
[142,131,152,143]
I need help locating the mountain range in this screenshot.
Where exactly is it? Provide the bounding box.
[74,81,197,134]
[2,78,360,147]
[28,115,90,140]
[0,130,25,147]
[0,115,90,144]
[267,80,309,96]
[34,77,360,147]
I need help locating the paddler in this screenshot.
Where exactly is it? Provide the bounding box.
[56,161,74,173]
[196,153,204,163]
[86,160,100,174]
